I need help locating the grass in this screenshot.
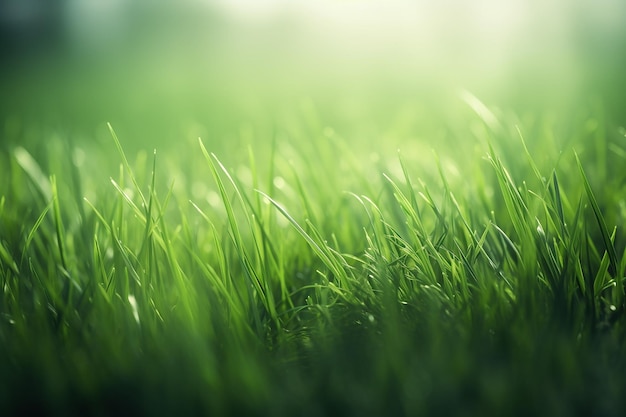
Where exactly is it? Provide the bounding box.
[1,96,626,416]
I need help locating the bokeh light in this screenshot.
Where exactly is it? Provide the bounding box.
[1,0,625,147]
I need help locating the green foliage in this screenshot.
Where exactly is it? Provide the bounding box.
[1,101,626,416]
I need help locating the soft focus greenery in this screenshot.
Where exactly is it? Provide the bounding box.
[1,1,626,416]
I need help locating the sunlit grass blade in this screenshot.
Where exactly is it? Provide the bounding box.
[257,190,349,287]
[21,201,53,262]
[108,123,149,210]
[575,152,619,277]
[198,138,271,331]
[0,240,19,275]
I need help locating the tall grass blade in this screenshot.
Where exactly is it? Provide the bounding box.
[575,152,618,277]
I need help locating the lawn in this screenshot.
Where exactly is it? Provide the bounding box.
[1,2,626,416]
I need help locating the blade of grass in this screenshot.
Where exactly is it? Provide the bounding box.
[575,152,618,277]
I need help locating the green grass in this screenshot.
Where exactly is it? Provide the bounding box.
[1,96,626,416]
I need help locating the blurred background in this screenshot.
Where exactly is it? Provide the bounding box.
[1,0,625,152]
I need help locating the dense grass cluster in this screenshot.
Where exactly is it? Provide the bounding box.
[1,101,626,416]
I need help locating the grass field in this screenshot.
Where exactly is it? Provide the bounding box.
[2,2,626,416]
